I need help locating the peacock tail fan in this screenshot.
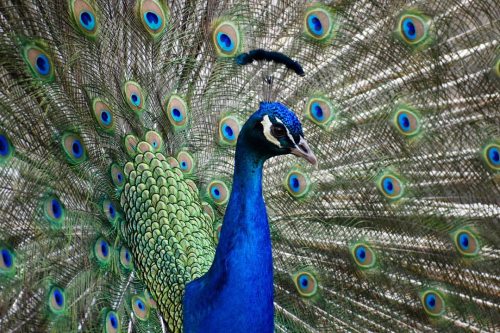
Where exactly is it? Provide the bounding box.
[0,0,499,332]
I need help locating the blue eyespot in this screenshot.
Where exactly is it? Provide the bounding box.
[222,124,235,140]
[355,246,367,263]
[132,295,149,320]
[352,243,376,268]
[285,169,311,198]
[216,32,234,52]
[488,147,500,166]
[207,180,229,205]
[94,238,111,265]
[51,199,62,219]
[119,246,133,269]
[397,13,429,46]
[211,187,221,199]
[131,93,141,106]
[107,202,116,219]
[300,275,309,287]
[144,11,162,31]
[218,116,240,145]
[2,249,12,267]
[176,151,194,174]
[289,175,301,193]
[483,143,500,171]
[293,270,318,297]
[421,290,445,316]
[378,173,404,200]
[80,11,95,31]
[453,229,479,256]
[425,293,436,309]
[398,113,410,131]
[100,110,112,126]
[101,240,109,257]
[72,139,83,158]
[54,288,64,307]
[49,286,65,314]
[459,233,469,249]
[311,102,324,121]
[383,177,394,194]
[0,134,10,157]
[109,312,118,328]
[1,248,13,269]
[171,108,184,122]
[402,18,417,40]
[307,15,323,36]
[36,54,50,75]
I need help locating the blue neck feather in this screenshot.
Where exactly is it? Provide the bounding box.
[183,126,274,333]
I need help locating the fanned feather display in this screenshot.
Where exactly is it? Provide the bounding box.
[0,0,499,332]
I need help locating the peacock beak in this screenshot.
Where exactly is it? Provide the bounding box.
[290,137,317,167]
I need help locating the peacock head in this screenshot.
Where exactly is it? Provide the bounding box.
[239,101,317,166]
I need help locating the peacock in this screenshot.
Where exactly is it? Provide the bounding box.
[0,0,499,332]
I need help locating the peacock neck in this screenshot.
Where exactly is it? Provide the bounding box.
[183,135,275,332]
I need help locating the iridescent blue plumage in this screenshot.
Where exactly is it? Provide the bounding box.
[184,102,315,332]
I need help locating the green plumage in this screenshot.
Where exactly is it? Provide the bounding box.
[121,139,215,331]
[0,0,499,332]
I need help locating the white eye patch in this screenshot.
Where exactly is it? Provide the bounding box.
[276,118,297,145]
[261,115,281,147]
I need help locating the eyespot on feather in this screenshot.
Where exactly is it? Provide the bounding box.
[124,134,140,157]
[305,97,335,128]
[62,132,87,164]
[0,133,14,163]
[44,195,65,228]
[212,21,240,57]
[48,286,66,314]
[218,116,240,146]
[110,163,125,189]
[104,310,120,333]
[482,142,500,171]
[393,107,421,137]
[139,0,168,38]
[70,0,99,37]
[351,242,376,269]
[92,99,114,133]
[452,229,480,257]
[377,173,404,200]
[303,5,336,42]
[93,237,111,265]
[420,290,445,316]
[22,44,55,81]
[0,247,15,274]
[123,81,144,113]
[131,295,150,320]
[207,180,230,205]
[176,151,195,174]
[284,168,311,198]
[164,95,188,130]
[119,246,133,269]
[102,199,118,225]
[145,131,163,152]
[292,269,318,297]
[395,11,432,48]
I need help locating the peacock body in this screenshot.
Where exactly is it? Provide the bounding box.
[0,0,499,332]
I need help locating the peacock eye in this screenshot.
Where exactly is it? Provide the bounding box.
[271,124,287,138]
